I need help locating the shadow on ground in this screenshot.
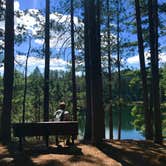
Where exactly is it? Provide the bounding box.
[0,142,83,166]
[97,140,166,166]
[1,140,166,166]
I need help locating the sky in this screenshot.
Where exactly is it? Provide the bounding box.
[0,0,166,75]
[8,0,73,75]
[16,0,45,10]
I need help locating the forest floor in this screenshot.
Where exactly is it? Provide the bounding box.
[0,139,166,166]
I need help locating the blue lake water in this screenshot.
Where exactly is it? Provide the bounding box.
[105,128,144,140]
[78,110,145,140]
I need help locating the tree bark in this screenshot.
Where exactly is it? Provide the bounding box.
[84,0,92,141]
[135,0,153,139]
[93,0,105,143]
[71,0,77,121]
[106,0,113,140]
[0,0,14,144]
[84,0,105,143]
[44,0,50,122]
[117,0,121,140]
[148,0,162,144]
[22,36,31,123]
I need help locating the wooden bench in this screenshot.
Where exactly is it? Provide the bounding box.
[12,121,78,149]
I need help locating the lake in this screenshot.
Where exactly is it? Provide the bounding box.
[78,110,145,140]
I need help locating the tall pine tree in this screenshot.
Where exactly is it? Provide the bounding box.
[135,0,153,140]
[84,0,104,143]
[71,0,77,121]
[148,0,162,144]
[44,0,50,122]
[106,0,113,140]
[1,0,14,144]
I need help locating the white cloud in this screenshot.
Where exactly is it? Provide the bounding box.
[15,55,70,74]
[50,13,69,23]
[0,55,71,76]
[35,34,71,49]
[0,39,4,47]
[50,34,71,48]
[160,53,166,63]
[14,9,45,36]
[0,1,83,50]
[50,12,83,26]
[34,39,44,45]
[127,52,166,66]
[15,10,83,48]
[14,0,20,11]
[0,20,5,30]
[127,55,139,64]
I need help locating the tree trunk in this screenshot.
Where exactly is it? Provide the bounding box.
[84,0,105,143]
[93,0,105,143]
[84,0,92,141]
[148,0,162,144]
[44,0,50,122]
[0,0,14,144]
[22,36,31,123]
[106,0,113,140]
[135,0,153,139]
[117,0,121,140]
[71,0,77,121]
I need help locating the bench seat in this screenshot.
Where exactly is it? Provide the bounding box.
[12,121,78,149]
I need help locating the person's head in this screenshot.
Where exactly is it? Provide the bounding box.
[59,101,66,109]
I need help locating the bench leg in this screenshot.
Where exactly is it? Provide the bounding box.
[72,135,75,145]
[45,136,49,147]
[19,137,23,150]
[56,136,59,146]
[66,136,70,145]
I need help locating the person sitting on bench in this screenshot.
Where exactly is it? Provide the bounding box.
[53,101,71,145]
[54,101,70,121]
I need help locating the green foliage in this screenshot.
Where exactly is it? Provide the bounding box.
[131,103,145,134]
[8,68,87,123]
[161,103,166,137]
[1,62,166,136]
[131,101,166,137]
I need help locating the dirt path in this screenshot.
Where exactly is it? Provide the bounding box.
[0,140,165,166]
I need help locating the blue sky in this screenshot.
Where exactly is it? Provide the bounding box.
[18,0,66,13]
[1,0,166,75]
[12,0,166,71]
[18,0,45,10]
[9,0,74,75]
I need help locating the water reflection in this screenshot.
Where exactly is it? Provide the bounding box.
[78,110,144,140]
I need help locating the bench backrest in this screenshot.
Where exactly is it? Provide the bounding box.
[13,121,78,137]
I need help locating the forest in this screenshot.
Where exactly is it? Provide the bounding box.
[0,0,166,165]
[0,66,166,138]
